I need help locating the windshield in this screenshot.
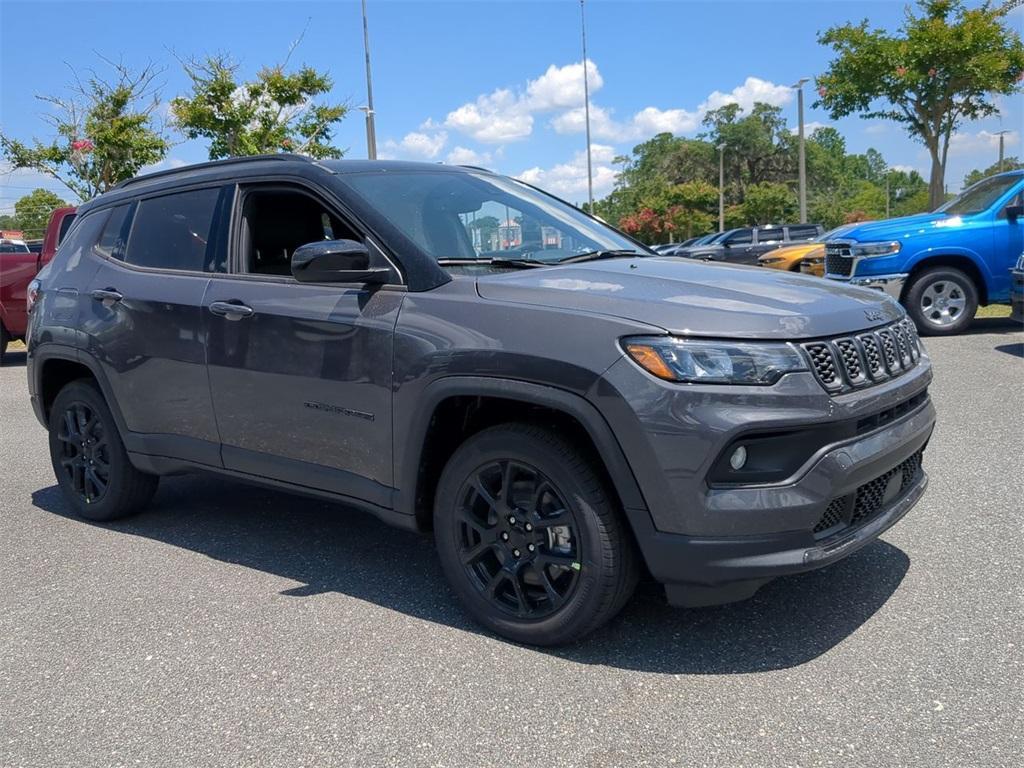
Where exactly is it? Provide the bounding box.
[938,174,1022,217]
[339,170,643,266]
[0,242,30,253]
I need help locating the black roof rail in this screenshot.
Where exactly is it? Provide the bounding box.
[114,153,314,190]
[456,164,496,174]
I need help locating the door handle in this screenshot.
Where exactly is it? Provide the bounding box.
[90,288,123,305]
[209,301,255,320]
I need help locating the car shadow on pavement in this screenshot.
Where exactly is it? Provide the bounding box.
[31,474,909,675]
[959,317,1023,336]
[994,342,1023,358]
[0,350,27,367]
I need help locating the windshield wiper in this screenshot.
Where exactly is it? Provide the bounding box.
[555,249,643,264]
[486,258,550,269]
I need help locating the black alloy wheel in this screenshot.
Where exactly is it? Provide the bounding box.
[56,401,111,505]
[456,459,581,619]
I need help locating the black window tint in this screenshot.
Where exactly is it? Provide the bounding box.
[57,213,77,245]
[51,210,109,275]
[728,229,752,245]
[788,225,819,240]
[125,188,221,272]
[94,205,132,261]
[758,228,784,243]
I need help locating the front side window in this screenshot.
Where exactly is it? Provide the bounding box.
[727,229,753,245]
[125,188,222,272]
[339,170,641,268]
[939,174,1022,217]
[238,188,360,276]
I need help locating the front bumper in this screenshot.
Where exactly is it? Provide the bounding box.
[596,348,934,607]
[829,273,908,301]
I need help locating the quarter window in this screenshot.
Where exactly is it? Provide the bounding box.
[787,225,819,241]
[94,205,133,261]
[125,188,222,272]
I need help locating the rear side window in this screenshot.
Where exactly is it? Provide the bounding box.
[758,227,785,243]
[94,205,133,261]
[57,213,77,245]
[125,188,222,272]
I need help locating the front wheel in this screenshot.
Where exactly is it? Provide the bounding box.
[48,380,159,521]
[904,267,978,336]
[434,424,638,646]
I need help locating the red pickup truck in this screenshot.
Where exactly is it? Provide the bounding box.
[1,206,77,364]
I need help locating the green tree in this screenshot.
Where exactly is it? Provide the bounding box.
[742,182,797,224]
[13,189,68,238]
[0,60,169,200]
[701,102,796,201]
[0,214,17,231]
[963,156,1024,188]
[172,54,347,159]
[816,0,1024,209]
[664,180,718,239]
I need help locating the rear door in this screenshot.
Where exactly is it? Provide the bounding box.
[747,227,786,262]
[83,185,232,465]
[203,181,404,508]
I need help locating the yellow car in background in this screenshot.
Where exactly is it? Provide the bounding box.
[759,224,863,276]
[758,241,822,272]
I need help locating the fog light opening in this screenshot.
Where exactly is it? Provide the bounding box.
[729,445,748,471]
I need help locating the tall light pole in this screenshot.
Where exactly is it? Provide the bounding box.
[580,0,594,211]
[995,129,1008,172]
[361,0,378,160]
[717,143,727,232]
[793,78,809,224]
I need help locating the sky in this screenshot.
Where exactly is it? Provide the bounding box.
[1,0,1022,215]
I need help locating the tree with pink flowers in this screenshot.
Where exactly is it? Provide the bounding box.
[0,59,168,200]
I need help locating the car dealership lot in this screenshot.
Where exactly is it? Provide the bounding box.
[1,321,1021,768]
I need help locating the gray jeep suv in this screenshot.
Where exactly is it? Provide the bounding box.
[27,156,935,645]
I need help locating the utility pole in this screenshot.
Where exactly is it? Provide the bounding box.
[361,0,377,160]
[580,0,594,211]
[996,130,1008,172]
[793,78,809,224]
[717,143,727,232]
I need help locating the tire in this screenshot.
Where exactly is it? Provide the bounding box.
[904,267,978,336]
[434,423,638,646]
[48,379,158,521]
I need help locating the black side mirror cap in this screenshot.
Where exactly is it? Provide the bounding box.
[291,239,390,284]
[1006,204,1024,221]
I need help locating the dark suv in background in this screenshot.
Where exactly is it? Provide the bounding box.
[27,156,934,645]
[679,223,824,265]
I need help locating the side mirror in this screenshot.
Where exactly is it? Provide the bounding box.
[1006,204,1024,222]
[291,239,390,284]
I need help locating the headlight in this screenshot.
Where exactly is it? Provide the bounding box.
[622,337,807,385]
[851,241,901,257]
[759,257,784,265]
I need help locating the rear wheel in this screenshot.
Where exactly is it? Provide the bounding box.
[48,380,158,521]
[434,423,638,646]
[905,267,978,336]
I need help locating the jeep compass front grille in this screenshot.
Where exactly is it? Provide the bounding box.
[813,449,924,536]
[801,318,920,394]
[824,243,853,277]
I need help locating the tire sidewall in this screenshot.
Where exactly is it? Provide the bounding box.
[906,268,978,336]
[434,428,617,644]
[48,380,135,521]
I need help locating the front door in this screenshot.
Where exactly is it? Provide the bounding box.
[991,188,1024,301]
[204,183,403,508]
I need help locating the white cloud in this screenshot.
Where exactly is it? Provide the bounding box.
[525,61,603,111]
[699,77,795,113]
[890,164,918,174]
[380,130,449,160]
[517,144,618,199]
[139,157,188,174]
[444,88,533,143]
[948,129,1019,157]
[445,146,493,167]
[552,104,698,142]
[865,123,889,136]
[789,121,828,136]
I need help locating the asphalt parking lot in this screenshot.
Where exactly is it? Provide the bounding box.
[1,319,1022,768]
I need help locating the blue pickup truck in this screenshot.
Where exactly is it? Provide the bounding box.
[825,170,1024,335]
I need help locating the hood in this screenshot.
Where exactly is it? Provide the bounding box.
[832,211,956,242]
[475,257,904,340]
